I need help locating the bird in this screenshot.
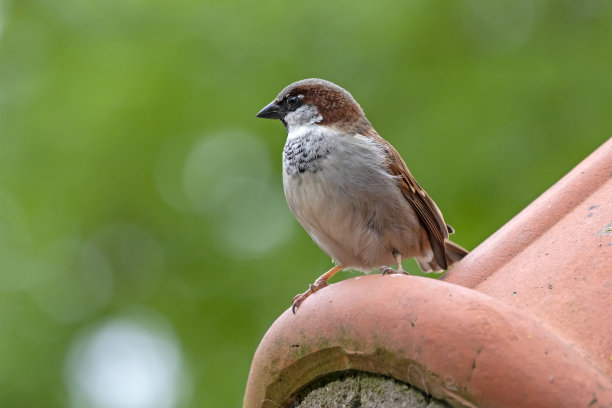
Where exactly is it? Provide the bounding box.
[256,78,468,313]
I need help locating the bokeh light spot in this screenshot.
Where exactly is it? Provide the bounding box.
[216,176,293,255]
[182,130,271,212]
[178,130,294,256]
[89,223,165,299]
[65,313,190,408]
[154,135,196,214]
[28,239,114,324]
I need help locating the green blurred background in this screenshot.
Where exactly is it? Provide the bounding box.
[0,0,610,407]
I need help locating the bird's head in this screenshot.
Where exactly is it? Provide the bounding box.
[256,78,371,134]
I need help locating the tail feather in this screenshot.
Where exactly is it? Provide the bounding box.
[444,240,469,264]
[416,240,468,272]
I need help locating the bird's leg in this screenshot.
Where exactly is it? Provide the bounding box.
[292,264,343,314]
[380,249,409,275]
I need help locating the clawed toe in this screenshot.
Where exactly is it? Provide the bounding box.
[291,290,310,314]
[291,280,328,314]
[380,266,409,275]
[290,265,343,315]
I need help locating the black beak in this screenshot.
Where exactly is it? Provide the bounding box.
[256,101,284,119]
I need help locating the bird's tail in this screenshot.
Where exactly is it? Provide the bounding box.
[416,240,468,272]
[444,240,469,264]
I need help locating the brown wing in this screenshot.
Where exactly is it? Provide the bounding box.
[369,132,450,269]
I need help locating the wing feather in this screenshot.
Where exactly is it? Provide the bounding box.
[368,131,450,269]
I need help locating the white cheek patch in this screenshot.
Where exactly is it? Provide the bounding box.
[284,105,322,129]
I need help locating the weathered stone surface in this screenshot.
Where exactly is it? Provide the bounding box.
[293,372,450,408]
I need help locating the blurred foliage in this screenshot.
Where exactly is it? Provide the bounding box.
[0,0,611,407]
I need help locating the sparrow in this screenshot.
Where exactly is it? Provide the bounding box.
[256,78,468,313]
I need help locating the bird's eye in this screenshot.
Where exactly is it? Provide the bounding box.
[287,96,299,109]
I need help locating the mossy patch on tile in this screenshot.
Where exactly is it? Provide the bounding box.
[292,371,450,408]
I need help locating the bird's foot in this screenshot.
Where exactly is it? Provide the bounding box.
[380,266,409,275]
[291,278,328,314]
